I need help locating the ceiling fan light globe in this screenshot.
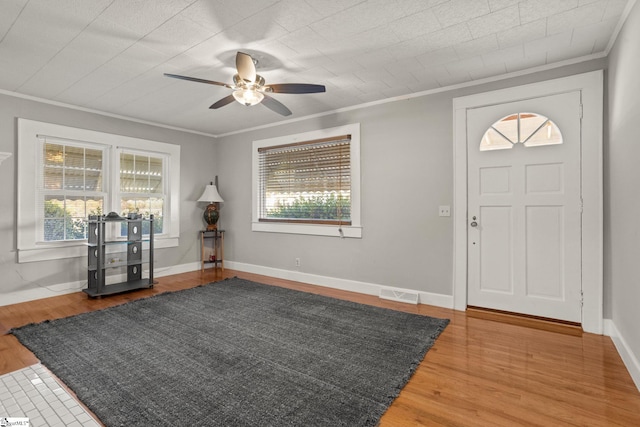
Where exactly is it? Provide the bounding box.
[233,88,264,106]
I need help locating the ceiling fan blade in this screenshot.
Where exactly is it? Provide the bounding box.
[164,73,231,88]
[261,94,292,116]
[236,52,257,83]
[209,94,236,109]
[264,83,326,94]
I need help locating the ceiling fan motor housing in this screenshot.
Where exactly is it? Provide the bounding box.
[164,51,325,116]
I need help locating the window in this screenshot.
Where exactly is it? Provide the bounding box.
[41,139,106,241]
[258,135,351,225]
[252,124,362,238]
[480,112,562,151]
[18,119,180,263]
[119,151,166,236]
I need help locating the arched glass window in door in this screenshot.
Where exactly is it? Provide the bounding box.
[480,112,563,151]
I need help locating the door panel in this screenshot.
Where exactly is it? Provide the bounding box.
[525,163,563,194]
[467,91,582,322]
[525,205,563,298]
[478,206,513,294]
[480,166,511,194]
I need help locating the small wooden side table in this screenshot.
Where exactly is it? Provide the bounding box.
[200,229,224,272]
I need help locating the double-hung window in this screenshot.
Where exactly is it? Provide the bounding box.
[118,151,166,236]
[252,123,362,238]
[18,119,180,263]
[41,139,107,241]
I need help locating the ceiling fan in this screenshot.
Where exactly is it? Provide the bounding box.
[164,52,326,116]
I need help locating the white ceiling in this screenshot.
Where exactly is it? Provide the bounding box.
[0,0,631,136]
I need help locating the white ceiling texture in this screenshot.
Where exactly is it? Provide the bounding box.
[0,0,632,136]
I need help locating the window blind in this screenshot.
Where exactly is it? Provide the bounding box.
[258,134,352,225]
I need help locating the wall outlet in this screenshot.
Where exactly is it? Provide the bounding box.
[439,205,451,217]
[295,257,301,267]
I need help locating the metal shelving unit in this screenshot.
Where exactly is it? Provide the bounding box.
[84,214,154,297]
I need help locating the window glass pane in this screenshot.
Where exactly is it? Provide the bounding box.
[123,197,163,219]
[85,148,103,191]
[85,170,102,192]
[121,197,140,216]
[44,196,65,218]
[524,120,563,147]
[87,198,104,217]
[259,137,351,223]
[149,157,163,193]
[120,197,163,235]
[65,196,87,240]
[44,168,63,190]
[119,152,165,234]
[44,144,63,189]
[64,146,84,169]
[149,197,164,234]
[44,143,64,167]
[65,169,84,190]
[43,196,101,241]
[491,114,518,144]
[519,113,548,142]
[149,197,164,218]
[121,153,163,194]
[480,128,513,151]
[44,144,105,192]
[134,155,149,192]
[64,146,84,190]
[481,112,563,151]
[65,196,86,219]
[120,153,135,192]
[44,219,65,241]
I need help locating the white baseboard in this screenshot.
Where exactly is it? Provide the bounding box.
[604,319,640,392]
[154,261,201,276]
[1,260,454,311]
[0,280,86,307]
[225,261,455,309]
[0,262,201,307]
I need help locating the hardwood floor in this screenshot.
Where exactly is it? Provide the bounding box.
[2,269,639,426]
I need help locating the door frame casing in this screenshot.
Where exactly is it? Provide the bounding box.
[452,71,604,334]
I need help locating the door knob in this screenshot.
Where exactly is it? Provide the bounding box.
[470,221,478,227]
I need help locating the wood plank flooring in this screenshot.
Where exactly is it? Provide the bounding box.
[1,269,639,426]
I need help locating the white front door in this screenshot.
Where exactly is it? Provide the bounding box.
[466,91,582,323]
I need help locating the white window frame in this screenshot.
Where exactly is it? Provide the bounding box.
[252,123,362,238]
[17,119,180,263]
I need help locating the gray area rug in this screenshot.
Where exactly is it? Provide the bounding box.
[12,278,449,426]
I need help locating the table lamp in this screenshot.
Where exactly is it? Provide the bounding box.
[197,179,224,230]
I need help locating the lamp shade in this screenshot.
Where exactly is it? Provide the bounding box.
[197,184,224,203]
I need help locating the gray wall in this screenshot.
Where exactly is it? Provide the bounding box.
[606,1,640,362]
[0,37,619,328]
[216,58,606,297]
[0,94,217,295]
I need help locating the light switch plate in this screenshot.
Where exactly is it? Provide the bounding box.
[439,205,451,217]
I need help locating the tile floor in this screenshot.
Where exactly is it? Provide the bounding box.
[0,364,100,427]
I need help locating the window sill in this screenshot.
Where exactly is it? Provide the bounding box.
[252,222,362,238]
[18,237,178,263]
